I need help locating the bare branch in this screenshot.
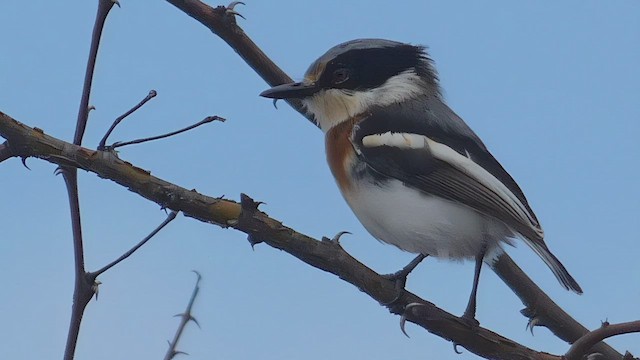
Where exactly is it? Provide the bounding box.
[2,111,625,360]
[59,165,96,360]
[110,115,224,149]
[98,90,157,150]
[565,321,640,360]
[92,211,179,277]
[164,271,202,360]
[63,1,118,359]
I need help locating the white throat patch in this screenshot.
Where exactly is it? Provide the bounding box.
[302,70,426,132]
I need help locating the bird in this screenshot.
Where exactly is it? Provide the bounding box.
[260,39,582,323]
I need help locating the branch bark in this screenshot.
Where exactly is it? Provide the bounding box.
[1,110,565,360]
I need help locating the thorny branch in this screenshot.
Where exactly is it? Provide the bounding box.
[164,271,203,360]
[565,321,640,360]
[0,1,637,359]
[62,1,118,360]
[98,89,158,150]
[0,110,632,360]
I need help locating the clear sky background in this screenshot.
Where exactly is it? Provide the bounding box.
[1,1,639,359]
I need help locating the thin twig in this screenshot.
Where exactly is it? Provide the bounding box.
[73,0,118,146]
[59,166,95,360]
[565,320,640,360]
[111,115,224,149]
[98,90,157,150]
[63,1,118,360]
[92,211,178,277]
[164,271,202,360]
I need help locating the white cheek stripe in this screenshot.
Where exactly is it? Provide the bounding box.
[304,70,425,132]
[361,132,542,236]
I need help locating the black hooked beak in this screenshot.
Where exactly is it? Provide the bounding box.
[259,81,320,99]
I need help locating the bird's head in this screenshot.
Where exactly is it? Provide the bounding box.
[260,39,440,132]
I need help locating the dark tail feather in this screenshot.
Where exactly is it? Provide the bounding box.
[524,240,583,294]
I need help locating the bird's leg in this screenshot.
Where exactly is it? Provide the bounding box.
[461,245,487,326]
[382,254,428,306]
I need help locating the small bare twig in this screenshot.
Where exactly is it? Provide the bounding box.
[565,320,640,360]
[110,115,224,149]
[164,271,202,360]
[98,90,157,150]
[92,211,179,277]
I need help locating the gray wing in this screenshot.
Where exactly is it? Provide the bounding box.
[351,97,582,293]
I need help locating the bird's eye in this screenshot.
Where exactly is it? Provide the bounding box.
[331,68,350,85]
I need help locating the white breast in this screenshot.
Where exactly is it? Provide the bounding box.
[342,179,514,260]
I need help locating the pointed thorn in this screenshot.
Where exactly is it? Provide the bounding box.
[227,1,245,10]
[272,99,279,109]
[398,302,425,338]
[526,317,540,335]
[226,1,245,19]
[399,314,410,338]
[21,157,31,170]
[112,0,121,8]
[190,316,201,329]
[323,231,351,245]
[226,10,245,19]
[331,231,351,244]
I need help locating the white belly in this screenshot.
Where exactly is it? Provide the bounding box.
[343,179,513,260]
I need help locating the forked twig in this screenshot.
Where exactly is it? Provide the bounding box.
[98,90,157,150]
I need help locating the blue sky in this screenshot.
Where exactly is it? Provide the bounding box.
[1,1,639,359]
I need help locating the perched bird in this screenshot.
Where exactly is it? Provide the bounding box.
[260,39,582,322]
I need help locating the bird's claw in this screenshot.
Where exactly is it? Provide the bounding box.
[226,1,245,19]
[321,231,351,246]
[381,254,427,306]
[526,316,540,335]
[399,302,425,338]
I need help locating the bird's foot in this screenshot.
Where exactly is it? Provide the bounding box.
[381,254,427,306]
[460,310,480,328]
